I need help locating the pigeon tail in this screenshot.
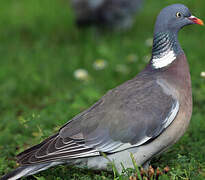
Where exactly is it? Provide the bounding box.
[0,162,62,180]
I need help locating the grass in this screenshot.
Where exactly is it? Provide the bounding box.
[0,0,205,179]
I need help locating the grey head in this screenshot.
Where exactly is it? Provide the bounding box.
[154,4,202,34]
[150,4,203,69]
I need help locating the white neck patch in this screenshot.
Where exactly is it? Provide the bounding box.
[151,50,176,69]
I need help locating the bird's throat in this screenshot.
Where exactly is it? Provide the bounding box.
[151,32,182,69]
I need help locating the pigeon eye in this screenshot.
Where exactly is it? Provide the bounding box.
[176,12,181,18]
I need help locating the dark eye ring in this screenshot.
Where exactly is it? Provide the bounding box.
[176,12,181,18]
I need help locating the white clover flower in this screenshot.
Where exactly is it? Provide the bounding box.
[145,38,153,47]
[127,54,139,63]
[93,59,107,70]
[116,64,129,74]
[73,69,89,81]
[200,71,205,78]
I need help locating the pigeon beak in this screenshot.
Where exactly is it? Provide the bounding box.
[188,15,204,26]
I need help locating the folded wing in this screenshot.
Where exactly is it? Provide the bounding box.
[17,76,179,165]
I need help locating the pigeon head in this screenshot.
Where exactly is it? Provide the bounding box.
[150,4,203,69]
[154,4,204,34]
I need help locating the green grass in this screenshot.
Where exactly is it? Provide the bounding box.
[0,0,205,179]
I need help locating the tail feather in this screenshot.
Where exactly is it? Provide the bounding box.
[17,133,58,161]
[16,132,98,165]
[0,162,62,180]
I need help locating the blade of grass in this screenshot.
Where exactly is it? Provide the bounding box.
[130,153,142,180]
[101,152,120,178]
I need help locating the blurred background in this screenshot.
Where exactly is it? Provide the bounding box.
[0,0,205,179]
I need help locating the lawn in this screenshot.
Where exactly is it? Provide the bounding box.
[0,0,205,179]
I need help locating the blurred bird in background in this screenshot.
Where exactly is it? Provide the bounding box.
[70,0,144,30]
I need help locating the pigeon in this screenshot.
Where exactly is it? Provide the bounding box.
[70,0,144,29]
[1,4,203,180]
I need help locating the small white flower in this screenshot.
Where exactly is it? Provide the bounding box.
[127,54,138,63]
[200,72,205,78]
[145,38,153,47]
[74,69,89,81]
[116,64,129,74]
[93,59,107,70]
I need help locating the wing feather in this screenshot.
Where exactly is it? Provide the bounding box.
[17,75,179,165]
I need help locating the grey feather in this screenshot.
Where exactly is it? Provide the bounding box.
[1,4,196,179]
[16,70,179,165]
[60,72,179,152]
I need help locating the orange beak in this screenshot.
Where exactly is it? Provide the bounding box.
[188,15,204,26]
